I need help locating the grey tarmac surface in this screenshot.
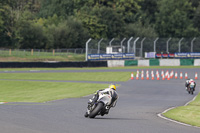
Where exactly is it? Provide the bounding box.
[0,68,200,133]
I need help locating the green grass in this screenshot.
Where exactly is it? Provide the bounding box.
[163,93,200,127]
[0,80,109,102]
[0,72,131,82]
[0,66,200,71]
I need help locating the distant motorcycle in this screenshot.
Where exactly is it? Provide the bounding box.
[187,82,195,95]
[84,92,112,118]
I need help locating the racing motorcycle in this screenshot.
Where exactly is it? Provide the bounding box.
[187,82,195,95]
[84,92,112,118]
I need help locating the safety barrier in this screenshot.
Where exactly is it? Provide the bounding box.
[124,59,199,67]
[0,61,107,68]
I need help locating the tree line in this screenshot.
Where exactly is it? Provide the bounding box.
[0,0,200,49]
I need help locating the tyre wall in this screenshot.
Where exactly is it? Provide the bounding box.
[0,61,108,68]
[122,59,199,67]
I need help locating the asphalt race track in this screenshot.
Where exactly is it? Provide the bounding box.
[0,68,200,133]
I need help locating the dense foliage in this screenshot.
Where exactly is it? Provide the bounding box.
[0,0,200,49]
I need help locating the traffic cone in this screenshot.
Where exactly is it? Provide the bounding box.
[141,73,144,80]
[146,73,149,80]
[175,72,178,79]
[131,72,134,80]
[156,70,159,76]
[152,74,154,80]
[167,73,170,80]
[146,70,149,75]
[162,74,165,80]
[170,71,174,79]
[185,72,188,79]
[180,72,183,79]
[136,73,139,80]
[161,70,164,77]
[195,72,198,80]
[141,70,144,74]
[157,73,160,80]
[137,70,139,74]
[151,70,154,75]
[165,71,169,78]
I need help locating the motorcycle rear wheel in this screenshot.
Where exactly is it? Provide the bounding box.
[89,102,104,118]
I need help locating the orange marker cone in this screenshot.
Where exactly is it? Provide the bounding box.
[157,73,160,80]
[137,70,139,74]
[165,71,169,78]
[175,72,178,79]
[146,73,149,80]
[167,73,170,80]
[162,74,165,80]
[136,73,139,80]
[152,74,154,80]
[180,72,183,79]
[161,70,164,77]
[185,72,188,79]
[141,73,144,80]
[195,72,198,80]
[131,72,134,80]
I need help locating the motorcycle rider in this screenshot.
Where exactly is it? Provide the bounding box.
[88,84,118,108]
[185,78,196,91]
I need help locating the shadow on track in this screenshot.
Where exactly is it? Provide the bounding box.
[91,117,146,121]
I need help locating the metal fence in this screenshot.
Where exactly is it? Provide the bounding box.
[0,49,86,56]
[86,37,200,58]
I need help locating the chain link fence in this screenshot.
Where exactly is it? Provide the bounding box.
[0,49,86,57]
[87,37,200,58]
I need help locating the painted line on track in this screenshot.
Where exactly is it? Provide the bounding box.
[157,95,200,129]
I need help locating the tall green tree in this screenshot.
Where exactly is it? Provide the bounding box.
[77,6,125,39]
[38,0,75,18]
[155,0,199,37]
[45,17,89,49]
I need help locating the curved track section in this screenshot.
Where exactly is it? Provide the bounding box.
[0,69,199,133]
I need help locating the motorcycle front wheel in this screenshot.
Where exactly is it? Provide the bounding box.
[89,102,104,118]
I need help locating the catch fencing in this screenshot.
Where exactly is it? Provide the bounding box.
[86,37,200,58]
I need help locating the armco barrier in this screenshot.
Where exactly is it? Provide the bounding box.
[107,60,124,67]
[160,59,180,66]
[124,60,138,66]
[180,59,194,66]
[149,59,159,66]
[138,60,149,66]
[194,59,200,66]
[0,61,107,68]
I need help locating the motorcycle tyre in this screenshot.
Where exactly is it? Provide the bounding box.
[190,89,194,95]
[84,112,89,117]
[89,102,104,118]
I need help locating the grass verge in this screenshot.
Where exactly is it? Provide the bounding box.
[0,66,200,71]
[0,80,109,103]
[163,93,200,127]
[0,72,131,82]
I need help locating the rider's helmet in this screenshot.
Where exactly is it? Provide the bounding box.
[189,79,194,82]
[109,84,116,90]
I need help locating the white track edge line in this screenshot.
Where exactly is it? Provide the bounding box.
[157,95,200,128]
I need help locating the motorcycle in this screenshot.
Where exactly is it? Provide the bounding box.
[84,92,112,118]
[187,82,195,95]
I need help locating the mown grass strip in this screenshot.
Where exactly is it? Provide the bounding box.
[0,72,131,82]
[0,66,200,71]
[0,80,109,103]
[163,93,200,127]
